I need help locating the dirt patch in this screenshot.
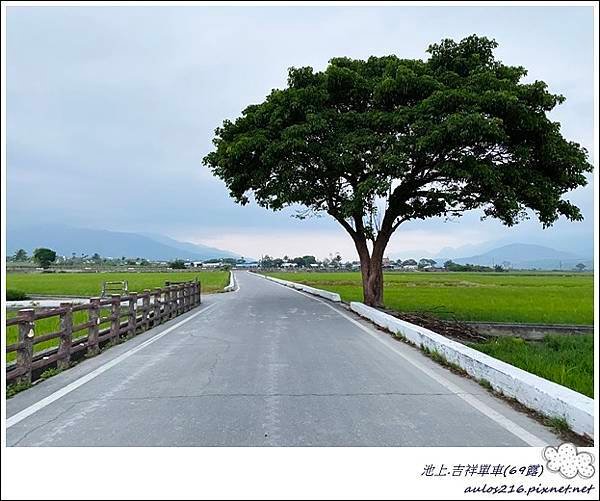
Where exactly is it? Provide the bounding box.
[378,307,489,344]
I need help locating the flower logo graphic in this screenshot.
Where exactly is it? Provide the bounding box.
[543,443,595,479]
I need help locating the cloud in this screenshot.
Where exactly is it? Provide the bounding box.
[178,225,491,261]
[543,443,595,479]
[5,6,594,255]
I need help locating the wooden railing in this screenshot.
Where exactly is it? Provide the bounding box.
[6,280,201,385]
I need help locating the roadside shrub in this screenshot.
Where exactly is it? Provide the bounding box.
[7,381,32,398]
[6,289,28,301]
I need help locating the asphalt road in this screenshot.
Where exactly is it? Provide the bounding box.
[6,271,559,446]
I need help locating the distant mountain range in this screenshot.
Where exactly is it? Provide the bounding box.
[7,224,240,262]
[7,225,593,270]
[437,243,593,270]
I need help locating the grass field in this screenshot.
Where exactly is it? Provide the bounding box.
[5,271,230,364]
[470,335,594,398]
[6,271,230,297]
[266,271,593,325]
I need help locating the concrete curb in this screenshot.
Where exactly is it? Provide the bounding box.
[260,274,341,302]
[350,302,594,439]
[223,271,237,292]
[7,299,89,309]
[7,297,148,309]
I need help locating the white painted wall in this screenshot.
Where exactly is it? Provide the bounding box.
[223,271,237,292]
[256,272,593,438]
[350,302,594,439]
[261,274,341,302]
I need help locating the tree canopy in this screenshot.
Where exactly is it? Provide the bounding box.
[13,249,28,261]
[203,35,592,306]
[33,248,57,269]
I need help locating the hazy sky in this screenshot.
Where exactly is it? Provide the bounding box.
[6,5,595,260]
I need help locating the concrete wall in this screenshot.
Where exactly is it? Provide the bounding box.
[261,274,341,302]
[350,302,594,439]
[255,272,593,438]
[467,322,593,341]
[223,271,237,292]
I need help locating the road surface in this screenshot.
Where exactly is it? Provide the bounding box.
[6,271,558,446]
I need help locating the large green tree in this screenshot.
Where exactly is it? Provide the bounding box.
[33,248,57,269]
[204,35,592,306]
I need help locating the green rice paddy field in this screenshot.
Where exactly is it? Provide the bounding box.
[5,270,595,397]
[5,271,230,364]
[6,271,229,297]
[267,271,594,397]
[472,335,593,398]
[267,271,594,325]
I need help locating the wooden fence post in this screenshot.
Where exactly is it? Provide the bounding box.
[58,303,73,370]
[87,297,101,356]
[178,284,184,315]
[183,284,189,312]
[170,286,177,319]
[142,289,151,331]
[163,287,170,320]
[110,294,121,344]
[128,293,138,337]
[16,309,35,385]
[152,288,161,326]
[172,285,178,317]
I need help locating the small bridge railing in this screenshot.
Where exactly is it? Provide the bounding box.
[6,279,201,385]
[101,280,128,297]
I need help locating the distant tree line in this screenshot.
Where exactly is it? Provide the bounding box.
[7,248,590,273]
[7,248,58,269]
[443,260,504,273]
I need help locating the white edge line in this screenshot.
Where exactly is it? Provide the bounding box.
[265,278,547,447]
[7,303,218,429]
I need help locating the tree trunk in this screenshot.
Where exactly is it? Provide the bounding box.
[362,257,384,307]
[335,211,393,309]
[353,227,393,308]
[354,239,385,308]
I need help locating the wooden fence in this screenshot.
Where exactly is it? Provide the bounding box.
[6,280,201,385]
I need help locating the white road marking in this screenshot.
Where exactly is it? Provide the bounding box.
[268,280,547,447]
[7,303,218,428]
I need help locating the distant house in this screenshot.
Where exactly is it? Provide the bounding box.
[426,266,445,272]
[402,264,418,271]
[236,262,259,268]
[203,262,222,268]
[309,263,320,269]
[281,262,297,268]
